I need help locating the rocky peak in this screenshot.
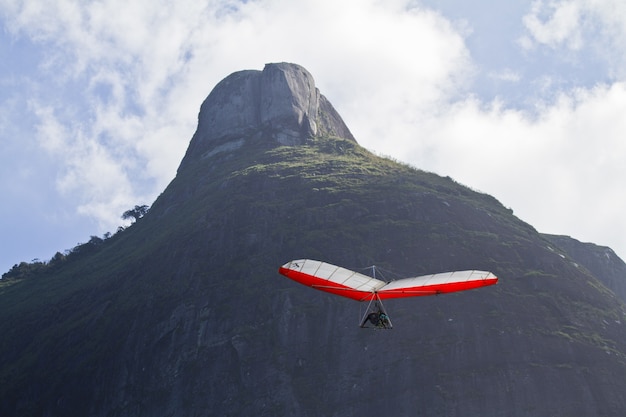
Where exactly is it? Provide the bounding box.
[180,63,355,167]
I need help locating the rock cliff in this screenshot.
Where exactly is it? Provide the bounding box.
[180,62,354,169]
[544,234,626,302]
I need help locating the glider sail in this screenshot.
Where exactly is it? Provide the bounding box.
[278,259,498,302]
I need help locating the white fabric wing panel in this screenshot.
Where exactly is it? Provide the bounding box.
[292,259,386,292]
[379,270,494,291]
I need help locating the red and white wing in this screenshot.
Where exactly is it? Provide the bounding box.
[278,259,386,301]
[279,259,498,302]
[376,270,498,300]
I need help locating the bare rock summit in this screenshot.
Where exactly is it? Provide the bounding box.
[181,63,355,166]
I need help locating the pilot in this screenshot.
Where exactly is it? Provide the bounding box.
[361,306,390,328]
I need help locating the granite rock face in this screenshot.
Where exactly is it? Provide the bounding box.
[182,62,354,167]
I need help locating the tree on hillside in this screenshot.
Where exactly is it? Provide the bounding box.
[122,205,150,223]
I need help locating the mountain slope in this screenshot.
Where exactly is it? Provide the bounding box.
[2,63,626,417]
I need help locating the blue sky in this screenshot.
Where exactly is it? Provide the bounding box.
[2,0,626,274]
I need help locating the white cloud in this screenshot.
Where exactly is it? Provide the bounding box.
[488,69,521,83]
[521,0,626,78]
[522,0,584,50]
[30,102,136,230]
[32,104,69,153]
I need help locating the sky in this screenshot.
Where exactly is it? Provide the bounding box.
[1,0,626,274]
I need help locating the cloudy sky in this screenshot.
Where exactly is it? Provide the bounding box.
[2,0,626,273]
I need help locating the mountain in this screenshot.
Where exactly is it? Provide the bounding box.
[2,62,626,417]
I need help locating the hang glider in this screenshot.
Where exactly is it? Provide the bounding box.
[278,259,498,329]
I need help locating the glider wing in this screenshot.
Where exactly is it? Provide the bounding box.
[279,259,498,301]
[376,270,498,300]
[278,259,386,301]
